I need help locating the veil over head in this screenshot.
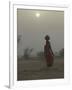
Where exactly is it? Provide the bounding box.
[45,35,50,40]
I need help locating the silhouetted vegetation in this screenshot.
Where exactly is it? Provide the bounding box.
[59,48,64,57]
[37,51,44,59]
[23,48,33,59]
[17,35,22,60]
[17,35,21,44]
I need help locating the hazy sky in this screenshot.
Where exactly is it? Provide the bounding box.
[17,9,64,56]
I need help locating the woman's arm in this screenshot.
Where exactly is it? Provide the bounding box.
[49,42,54,56]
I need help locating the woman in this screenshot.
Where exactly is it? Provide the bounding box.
[44,35,54,67]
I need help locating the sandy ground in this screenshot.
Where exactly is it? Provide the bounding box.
[17,57,64,81]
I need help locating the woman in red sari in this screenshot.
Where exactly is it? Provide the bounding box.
[44,35,54,67]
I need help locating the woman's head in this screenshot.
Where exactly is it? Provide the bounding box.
[45,35,50,41]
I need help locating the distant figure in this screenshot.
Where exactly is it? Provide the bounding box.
[44,35,54,67]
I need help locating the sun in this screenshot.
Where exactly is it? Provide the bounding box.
[36,13,40,18]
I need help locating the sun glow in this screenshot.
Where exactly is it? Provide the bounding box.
[36,13,40,18]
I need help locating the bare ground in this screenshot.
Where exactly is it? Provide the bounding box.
[17,57,64,81]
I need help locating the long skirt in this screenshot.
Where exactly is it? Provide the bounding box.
[45,51,54,66]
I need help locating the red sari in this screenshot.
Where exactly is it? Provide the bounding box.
[44,42,54,66]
